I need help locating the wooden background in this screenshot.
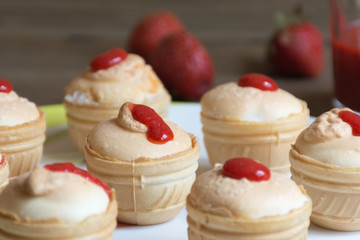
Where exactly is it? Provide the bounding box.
[0,0,332,116]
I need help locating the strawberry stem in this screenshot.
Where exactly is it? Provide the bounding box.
[292,4,305,23]
[274,11,288,31]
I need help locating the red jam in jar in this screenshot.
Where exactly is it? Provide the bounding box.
[332,20,360,111]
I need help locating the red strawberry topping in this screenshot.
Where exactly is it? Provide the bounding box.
[339,110,360,136]
[0,155,5,166]
[0,79,13,93]
[222,158,271,181]
[44,162,112,198]
[128,103,174,144]
[90,48,128,71]
[238,73,278,91]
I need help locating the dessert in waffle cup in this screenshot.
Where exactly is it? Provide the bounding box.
[200,74,309,174]
[186,158,312,240]
[85,102,200,225]
[0,163,117,239]
[0,79,46,177]
[290,108,360,231]
[63,48,171,152]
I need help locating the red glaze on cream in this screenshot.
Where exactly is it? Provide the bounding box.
[339,110,360,136]
[90,48,128,71]
[128,103,174,144]
[238,73,278,91]
[0,156,5,166]
[222,158,271,181]
[44,162,111,198]
[0,79,13,93]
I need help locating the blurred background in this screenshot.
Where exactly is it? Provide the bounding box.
[0,0,331,116]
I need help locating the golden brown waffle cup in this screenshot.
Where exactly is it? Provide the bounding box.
[186,189,311,240]
[0,191,117,240]
[0,163,9,193]
[201,101,309,174]
[290,146,360,231]
[85,134,200,225]
[64,93,170,152]
[0,110,46,177]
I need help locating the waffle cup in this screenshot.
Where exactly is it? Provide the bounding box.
[64,92,170,152]
[0,191,117,240]
[201,101,309,174]
[186,187,311,240]
[0,110,46,177]
[290,146,360,231]
[85,134,200,225]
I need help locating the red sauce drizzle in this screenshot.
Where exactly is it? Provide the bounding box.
[222,158,271,181]
[339,110,360,136]
[0,155,5,166]
[0,79,13,93]
[238,73,278,91]
[128,103,174,144]
[44,162,111,198]
[90,48,128,71]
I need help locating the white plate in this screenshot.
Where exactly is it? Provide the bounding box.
[43,103,360,239]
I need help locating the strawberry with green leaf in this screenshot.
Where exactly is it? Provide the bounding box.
[268,10,324,77]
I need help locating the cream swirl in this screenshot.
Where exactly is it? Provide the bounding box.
[87,105,192,161]
[295,108,360,167]
[0,168,109,223]
[188,164,309,219]
[201,82,304,122]
[64,54,168,106]
[116,102,147,133]
[304,108,352,142]
[0,91,39,126]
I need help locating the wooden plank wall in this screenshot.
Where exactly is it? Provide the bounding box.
[0,0,331,115]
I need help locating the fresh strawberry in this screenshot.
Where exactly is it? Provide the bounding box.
[268,21,324,77]
[150,31,214,100]
[127,11,184,61]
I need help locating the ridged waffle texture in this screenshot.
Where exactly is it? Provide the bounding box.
[290,146,360,231]
[0,192,117,239]
[85,135,200,225]
[186,193,311,240]
[201,102,309,174]
[0,110,46,177]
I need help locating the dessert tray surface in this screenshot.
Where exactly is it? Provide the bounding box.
[41,103,360,239]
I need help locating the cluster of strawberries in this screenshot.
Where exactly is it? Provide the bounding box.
[127,11,213,101]
[127,10,324,100]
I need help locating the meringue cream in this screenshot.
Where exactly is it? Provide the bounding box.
[64,54,168,106]
[0,168,109,223]
[201,82,303,122]
[188,164,309,219]
[87,103,191,160]
[0,91,40,126]
[294,108,360,168]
